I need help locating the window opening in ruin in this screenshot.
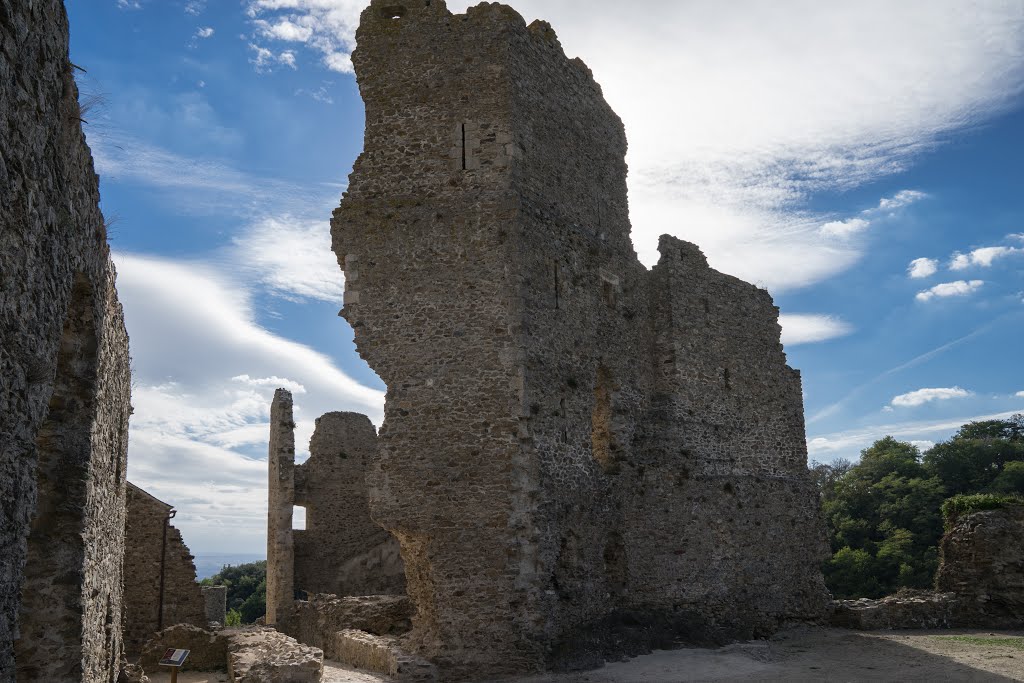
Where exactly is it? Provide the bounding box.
[461,123,467,170]
[293,505,307,531]
[553,262,561,309]
[379,5,407,20]
[16,274,97,680]
[591,365,619,474]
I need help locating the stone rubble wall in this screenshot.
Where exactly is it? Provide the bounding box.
[203,585,228,625]
[281,594,416,654]
[267,393,406,620]
[122,483,208,653]
[331,0,829,677]
[266,389,296,625]
[936,505,1024,626]
[294,412,406,597]
[333,630,436,683]
[1,1,132,680]
[227,628,323,683]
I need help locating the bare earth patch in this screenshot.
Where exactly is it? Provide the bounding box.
[142,627,1024,682]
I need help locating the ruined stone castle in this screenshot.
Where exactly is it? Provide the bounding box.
[0,1,132,679]
[311,0,831,677]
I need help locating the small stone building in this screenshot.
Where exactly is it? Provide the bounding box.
[328,0,830,677]
[267,390,406,625]
[122,483,208,653]
[1,1,132,680]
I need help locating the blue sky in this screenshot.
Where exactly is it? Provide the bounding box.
[67,0,1024,553]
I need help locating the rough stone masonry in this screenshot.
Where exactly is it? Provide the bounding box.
[122,483,208,653]
[331,0,830,677]
[0,0,132,680]
[267,389,406,625]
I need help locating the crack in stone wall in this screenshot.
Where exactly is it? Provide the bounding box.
[1,1,132,679]
[330,1,830,677]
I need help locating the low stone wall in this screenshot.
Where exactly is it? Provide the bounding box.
[282,594,415,654]
[334,630,436,682]
[227,628,323,683]
[832,591,960,630]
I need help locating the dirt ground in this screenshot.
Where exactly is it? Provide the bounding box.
[143,626,1024,682]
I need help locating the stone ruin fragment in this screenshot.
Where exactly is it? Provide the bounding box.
[1,0,132,679]
[122,483,211,653]
[267,0,835,679]
[266,389,407,627]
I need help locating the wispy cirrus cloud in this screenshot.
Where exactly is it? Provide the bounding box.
[890,386,972,408]
[916,279,984,302]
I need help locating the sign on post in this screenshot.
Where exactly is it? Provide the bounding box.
[158,648,190,682]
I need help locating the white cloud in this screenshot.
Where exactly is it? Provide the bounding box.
[949,245,1023,270]
[1016,391,1024,398]
[779,314,854,346]
[915,279,984,302]
[245,0,365,73]
[196,27,214,39]
[185,0,205,15]
[907,257,938,279]
[231,216,345,303]
[819,218,870,239]
[890,386,972,408]
[117,0,141,9]
[1008,233,1024,242]
[807,409,1022,459]
[910,440,935,452]
[115,252,384,551]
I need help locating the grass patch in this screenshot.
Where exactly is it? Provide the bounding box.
[941,493,1024,528]
[935,636,1024,651]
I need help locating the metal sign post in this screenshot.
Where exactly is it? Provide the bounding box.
[158,648,190,683]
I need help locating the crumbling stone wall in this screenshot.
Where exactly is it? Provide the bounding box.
[267,391,404,625]
[122,483,207,653]
[331,1,829,676]
[0,1,132,680]
[937,505,1024,626]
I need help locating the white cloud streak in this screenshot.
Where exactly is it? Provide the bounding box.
[779,314,854,346]
[196,27,214,38]
[915,279,984,302]
[890,386,972,408]
[807,410,1023,460]
[907,257,939,279]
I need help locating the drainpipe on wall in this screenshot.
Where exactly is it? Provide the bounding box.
[157,508,176,631]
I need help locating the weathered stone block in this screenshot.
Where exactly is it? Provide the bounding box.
[227,628,323,683]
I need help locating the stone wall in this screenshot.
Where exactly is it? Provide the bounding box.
[122,483,207,652]
[331,0,829,676]
[1,1,132,680]
[267,391,404,626]
[937,505,1024,626]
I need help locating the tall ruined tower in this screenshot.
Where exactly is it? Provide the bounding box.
[332,0,829,677]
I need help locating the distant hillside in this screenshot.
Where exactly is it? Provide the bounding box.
[193,552,265,580]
